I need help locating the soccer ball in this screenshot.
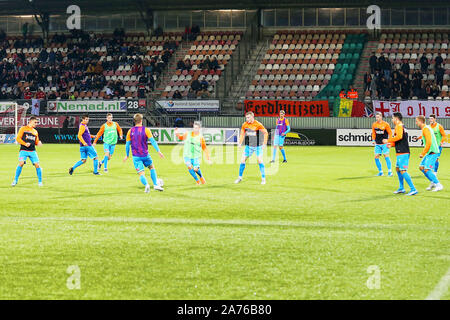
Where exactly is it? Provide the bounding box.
[157,178,164,187]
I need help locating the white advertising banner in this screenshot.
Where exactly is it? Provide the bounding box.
[47,100,128,113]
[157,100,220,112]
[372,100,450,118]
[149,127,239,145]
[337,129,450,147]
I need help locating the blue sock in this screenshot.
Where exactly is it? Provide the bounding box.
[424,170,439,184]
[375,158,382,172]
[188,168,199,181]
[36,167,42,183]
[103,156,109,169]
[385,157,392,172]
[272,147,277,161]
[396,170,404,190]
[139,175,148,186]
[195,168,203,178]
[434,160,439,173]
[239,163,246,178]
[72,160,84,171]
[402,172,416,191]
[281,149,286,161]
[14,165,23,182]
[93,159,99,174]
[259,163,266,179]
[150,168,158,185]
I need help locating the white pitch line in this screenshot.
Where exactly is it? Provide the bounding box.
[425,267,450,300]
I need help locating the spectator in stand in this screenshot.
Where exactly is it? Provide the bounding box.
[154,26,163,37]
[94,63,103,75]
[369,75,377,98]
[364,72,372,92]
[184,59,192,71]
[36,90,45,100]
[23,87,32,99]
[412,76,422,97]
[191,78,201,92]
[417,80,427,99]
[177,59,185,70]
[209,56,219,70]
[392,80,401,98]
[347,85,358,100]
[435,66,444,87]
[201,56,211,70]
[425,81,433,98]
[401,79,411,100]
[200,78,209,91]
[187,88,196,99]
[191,25,200,37]
[420,55,429,74]
[431,83,440,99]
[184,26,191,41]
[382,55,391,81]
[22,22,28,40]
[199,89,210,99]
[105,85,113,98]
[172,90,182,99]
[61,91,69,99]
[400,59,410,76]
[434,54,443,69]
[86,63,95,74]
[369,53,378,74]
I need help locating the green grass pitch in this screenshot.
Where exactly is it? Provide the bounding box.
[0,144,449,299]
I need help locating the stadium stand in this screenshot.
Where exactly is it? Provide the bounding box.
[0,30,181,100]
[365,30,449,100]
[244,31,367,104]
[160,31,243,99]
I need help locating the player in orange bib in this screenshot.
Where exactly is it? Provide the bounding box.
[371,112,393,176]
[12,116,43,187]
[235,111,268,185]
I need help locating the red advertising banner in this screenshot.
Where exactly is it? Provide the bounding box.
[244,100,330,117]
[0,116,79,128]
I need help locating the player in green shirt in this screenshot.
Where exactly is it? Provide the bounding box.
[93,113,124,173]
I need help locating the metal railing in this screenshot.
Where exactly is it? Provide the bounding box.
[227,39,269,113]
[214,12,259,102]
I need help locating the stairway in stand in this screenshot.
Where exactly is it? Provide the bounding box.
[221,40,269,114]
[353,39,379,100]
[148,41,194,102]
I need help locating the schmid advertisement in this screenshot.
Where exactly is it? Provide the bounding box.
[337,129,450,147]
[47,100,128,113]
[149,128,239,145]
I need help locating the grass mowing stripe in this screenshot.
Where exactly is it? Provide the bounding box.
[0,216,448,233]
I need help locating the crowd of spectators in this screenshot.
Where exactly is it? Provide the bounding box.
[172,55,218,99]
[366,52,446,100]
[183,25,201,41]
[0,28,177,100]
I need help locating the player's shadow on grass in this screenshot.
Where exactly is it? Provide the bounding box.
[336,176,378,180]
[341,194,400,202]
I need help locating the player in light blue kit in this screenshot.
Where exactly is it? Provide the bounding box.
[271,110,290,163]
